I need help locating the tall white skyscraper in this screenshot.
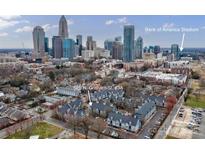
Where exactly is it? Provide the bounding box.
[32,26,45,59]
[59,15,68,39]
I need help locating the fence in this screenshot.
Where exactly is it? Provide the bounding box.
[154,88,188,139]
[0,115,44,139]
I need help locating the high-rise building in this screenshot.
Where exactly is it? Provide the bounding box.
[82,50,95,61]
[148,46,154,53]
[63,39,75,59]
[74,44,80,57]
[92,41,97,50]
[123,25,135,62]
[154,45,160,54]
[115,36,122,42]
[86,36,93,50]
[171,44,180,60]
[135,36,143,59]
[52,36,63,58]
[76,35,83,56]
[59,15,68,39]
[44,37,49,53]
[144,46,148,53]
[86,36,96,50]
[76,35,82,45]
[32,26,45,59]
[104,39,114,55]
[112,41,123,60]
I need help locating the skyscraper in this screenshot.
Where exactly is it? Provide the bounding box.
[92,41,97,50]
[123,25,135,62]
[86,36,96,50]
[154,45,160,54]
[32,26,45,59]
[44,37,49,53]
[63,38,75,59]
[115,36,122,42]
[86,36,93,50]
[52,36,63,58]
[76,35,83,56]
[135,36,143,59]
[171,44,180,60]
[59,15,68,39]
[112,41,123,60]
[76,35,82,45]
[104,39,114,56]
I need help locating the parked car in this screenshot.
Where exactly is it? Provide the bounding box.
[193,128,200,133]
[179,113,183,117]
[144,135,150,139]
[187,124,193,129]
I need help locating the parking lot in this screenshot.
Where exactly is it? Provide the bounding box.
[167,106,205,139]
[192,109,205,139]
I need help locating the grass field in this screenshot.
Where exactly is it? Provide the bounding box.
[185,95,205,109]
[191,80,200,90]
[6,122,63,139]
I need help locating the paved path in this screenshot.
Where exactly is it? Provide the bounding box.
[137,109,165,139]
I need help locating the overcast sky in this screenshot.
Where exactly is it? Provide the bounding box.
[0,15,205,48]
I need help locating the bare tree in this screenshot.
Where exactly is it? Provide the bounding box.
[92,118,106,139]
[79,116,93,139]
[66,116,80,136]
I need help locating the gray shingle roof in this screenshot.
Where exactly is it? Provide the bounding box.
[108,112,139,126]
[135,99,156,120]
[91,89,124,101]
[57,99,85,118]
[90,102,114,112]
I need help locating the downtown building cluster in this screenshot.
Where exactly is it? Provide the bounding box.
[32,15,181,63]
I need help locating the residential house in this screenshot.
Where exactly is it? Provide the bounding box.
[89,102,114,117]
[0,102,30,122]
[56,99,85,120]
[56,86,81,97]
[147,95,166,107]
[134,99,156,123]
[107,112,141,132]
[91,88,124,102]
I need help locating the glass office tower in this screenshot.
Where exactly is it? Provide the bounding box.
[123,25,135,62]
[63,39,75,59]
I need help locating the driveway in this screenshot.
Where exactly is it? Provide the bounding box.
[137,109,166,139]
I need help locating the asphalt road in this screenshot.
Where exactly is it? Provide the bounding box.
[137,109,165,139]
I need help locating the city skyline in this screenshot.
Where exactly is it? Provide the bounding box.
[1,15,205,48]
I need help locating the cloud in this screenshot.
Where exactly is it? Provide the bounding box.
[162,23,175,29]
[0,15,21,20]
[15,26,33,33]
[0,17,30,30]
[15,23,58,33]
[105,17,128,26]
[0,18,19,29]
[42,24,51,32]
[105,20,115,25]
[117,17,127,24]
[67,19,74,25]
[0,32,8,37]
[42,24,58,32]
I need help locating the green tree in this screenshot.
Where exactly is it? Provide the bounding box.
[48,71,55,81]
